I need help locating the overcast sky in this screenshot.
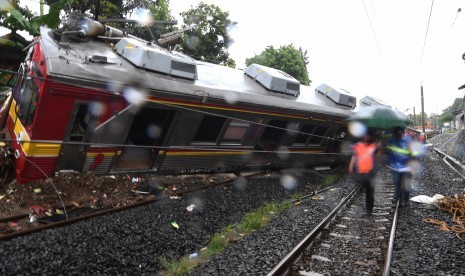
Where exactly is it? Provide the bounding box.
[170,0,465,115]
[4,0,465,115]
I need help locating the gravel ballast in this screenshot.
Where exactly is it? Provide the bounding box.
[0,167,349,275]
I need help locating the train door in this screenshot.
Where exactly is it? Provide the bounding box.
[56,103,98,172]
[115,107,176,171]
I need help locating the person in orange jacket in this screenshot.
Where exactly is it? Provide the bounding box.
[349,132,379,215]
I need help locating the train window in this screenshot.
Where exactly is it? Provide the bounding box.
[259,120,287,150]
[16,77,38,126]
[293,125,315,145]
[11,64,25,94]
[326,127,347,153]
[221,120,250,145]
[193,115,226,143]
[126,108,176,145]
[308,126,328,145]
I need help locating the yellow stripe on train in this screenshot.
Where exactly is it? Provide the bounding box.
[86,151,122,157]
[9,100,61,157]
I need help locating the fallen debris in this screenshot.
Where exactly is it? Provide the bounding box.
[425,193,465,241]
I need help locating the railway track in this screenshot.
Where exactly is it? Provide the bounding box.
[268,168,400,276]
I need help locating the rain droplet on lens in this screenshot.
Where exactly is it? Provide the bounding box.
[109,121,123,135]
[185,36,200,51]
[286,122,300,136]
[224,91,238,104]
[123,86,147,106]
[348,121,367,138]
[88,102,105,117]
[147,125,161,139]
[134,8,154,27]
[278,147,290,160]
[233,176,247,190]
[280,174,297,190]
[407,160,422,175]
[340,141,354,155]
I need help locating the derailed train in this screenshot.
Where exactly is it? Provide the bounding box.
[0,16,358,184]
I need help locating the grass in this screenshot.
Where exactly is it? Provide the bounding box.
[159,202,291,275]
[324,174,340,185]
[159,256,198,276]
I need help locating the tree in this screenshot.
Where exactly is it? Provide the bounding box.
[438,98,463,125]
[245,45,311,85]
[1,0,74,36]
[1,0,74,85]
[180,2,236,67]
[45,0,124,19]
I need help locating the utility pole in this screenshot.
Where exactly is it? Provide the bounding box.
[421,84,425,133]
[95,0,101,21]
[413,107,416,128]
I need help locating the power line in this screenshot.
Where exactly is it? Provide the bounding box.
[452,7,461,25]
[420,0,435,65]
[361,0,386,65]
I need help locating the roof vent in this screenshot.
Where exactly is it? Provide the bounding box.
[244,64,300,97]
[315,83,356,108]
[359,96,390,107]
[115,38,197,80]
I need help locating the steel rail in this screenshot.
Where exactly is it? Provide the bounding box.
[383,199,400,276]
[433,147,465,179]
[267,183,362,276]
[279,185,334,207]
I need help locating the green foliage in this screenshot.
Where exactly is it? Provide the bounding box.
[45,0,124,18]
[205,233,229,255]
[1,0,73,36]
[159,256,196,276]
[1,0,36,34]
[442,98,463,114]
[180,2,236,66]
[245,44,311,85]
[439,98,463,125]
[324,175,339,185]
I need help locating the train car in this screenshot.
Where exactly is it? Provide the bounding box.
[0,16,357,183]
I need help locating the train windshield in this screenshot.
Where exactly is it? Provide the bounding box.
[13,72,39,126]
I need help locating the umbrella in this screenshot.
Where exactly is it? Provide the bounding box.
[348,105,410,129]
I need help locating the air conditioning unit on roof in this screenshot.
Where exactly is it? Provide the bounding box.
[315,83,356,108]
[244,64,300,97]
[115,37,197,80]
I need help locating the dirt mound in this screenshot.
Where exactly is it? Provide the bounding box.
[0,172,236,219]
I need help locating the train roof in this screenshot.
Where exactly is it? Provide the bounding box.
[39,26,355,118]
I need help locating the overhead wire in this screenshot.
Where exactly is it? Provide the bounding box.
[420,0,435,66]
[361,0,386,65]
[452,7,461,25]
